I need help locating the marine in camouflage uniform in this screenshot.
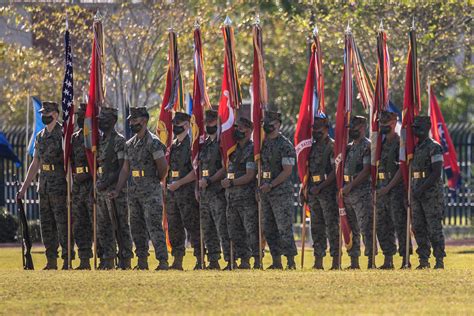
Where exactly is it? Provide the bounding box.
[222,116,260,270]
[375,111,412,269]
[166,112,202,270]
[411,115,446,269]
[260,110,297,270]
[111,106,169,271]
[71,103,94,269]
[18,101,74,270]
[305,117,339,270]
[96,107,133,270]
[198,108,231,270]
[342,115,374,269]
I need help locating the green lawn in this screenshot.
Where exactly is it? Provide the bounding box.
[0,246,473,315]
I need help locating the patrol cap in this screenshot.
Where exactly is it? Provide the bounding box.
[39,101,59,113]
[98,107,118,120]
[350,115,367,127]
[379,111,398,124]
[172,111,191,124]
[127,106,149,120]
[205,107,218,123]
[313,116,329,129]
[264,110,282,123]
[235,117,253,129]
[412,115,431,130]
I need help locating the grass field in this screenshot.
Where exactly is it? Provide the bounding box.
[0,246,473,315]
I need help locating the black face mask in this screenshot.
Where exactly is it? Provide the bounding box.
[312,131,324,141]
[233,129,245,141]
[173,125,185,136]
[412,127,427,138]
[130,123,142,134]
[76,117,84,129]
[380,125,391,135]
[206,125,217,135]
[349,129,360,140]
[263,122,275,134]
[41,115,53,125]
[98,119,113,132]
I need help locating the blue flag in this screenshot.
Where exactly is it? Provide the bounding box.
[28,96,45,156]
[0,132,21,167]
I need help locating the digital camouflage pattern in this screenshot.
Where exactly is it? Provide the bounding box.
[126,130,168,261]
[166,134,201,258]
[226,140,259,259]
[376,135,411,257]
[260,133,298,258]
[343,137,374,258]
[308,137,339,258]
[34,122,74,260]
[71,129,93,259]
[96,129,133,260]
[199,136,230,261]
[411,137,446,260]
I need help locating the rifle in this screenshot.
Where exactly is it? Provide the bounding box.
[16,195,34,270]
[109,197,124,269]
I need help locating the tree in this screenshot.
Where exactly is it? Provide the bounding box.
[0,1,471,129]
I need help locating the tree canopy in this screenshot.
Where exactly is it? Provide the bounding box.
[0,1,471,128]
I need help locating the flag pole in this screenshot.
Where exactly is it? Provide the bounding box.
[67,161,72,269]
[24,91,30,214]
[371,187,377,268]
[300,196,307,269]
[93,152,97,269]
[257,160,263,269]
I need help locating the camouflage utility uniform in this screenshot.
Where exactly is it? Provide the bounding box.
[226,140,259,261]
[166,134,201,260]
[96,124,133,263]
[343,137,374,258]
[376,134,411,259]
[308,136,339,259]
[34,121,74,260]
[71,127,94,260]
[199,135,231,262]
[412,137,446,263]
[260,133,298,259]
[126,129,169,263]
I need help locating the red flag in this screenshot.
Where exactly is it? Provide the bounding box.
[295,31,325,186]
[84,16,105,172]
[219,18,241,167]
[191,26,210,172]
[334,32,354,250]
[429,86,461,192]
[157,30,183,161]
[61,26,74,172]
[251,23,268,161]
[370,30,390,187]
[399,29,421,187]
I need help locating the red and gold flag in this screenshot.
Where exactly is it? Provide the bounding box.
[84,14,105,172]
[295,29,324,187]
[157,30,183,161]
[218,17,241,167]
[191,26,210,172]
[399,29,421,187]
[251,22,268,161]
[334,32,354,250]
[370,29,390,187]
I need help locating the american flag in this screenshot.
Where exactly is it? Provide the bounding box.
[62,25,74,172]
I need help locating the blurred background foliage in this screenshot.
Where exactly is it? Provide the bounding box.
[0,0,472,128]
